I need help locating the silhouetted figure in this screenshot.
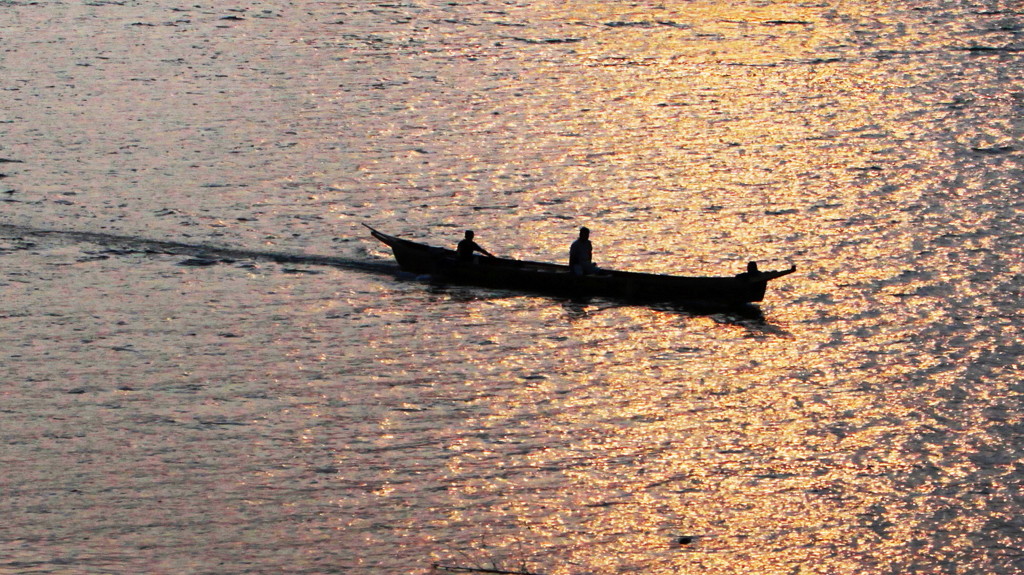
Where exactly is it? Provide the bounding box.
[456,230,494,262]
[736,261,761,280]
[569,226,595,275]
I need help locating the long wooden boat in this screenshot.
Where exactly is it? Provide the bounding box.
[366,226,795,305]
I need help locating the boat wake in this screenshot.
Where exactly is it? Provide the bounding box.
[0,223,398,275]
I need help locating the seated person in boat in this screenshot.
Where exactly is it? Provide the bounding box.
[569,226,597,275]
[736,261,762,280]
[457,230,495,262]
[736,261,797,281]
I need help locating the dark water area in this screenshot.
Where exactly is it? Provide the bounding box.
[2,1,1023,573]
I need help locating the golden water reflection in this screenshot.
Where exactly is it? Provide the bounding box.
[405,269,1023,574]
[3,0,1022,572]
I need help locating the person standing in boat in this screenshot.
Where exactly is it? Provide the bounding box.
[457,230,495,262]
[569,226,596,275]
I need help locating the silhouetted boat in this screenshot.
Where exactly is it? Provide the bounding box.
[366,226,795,305]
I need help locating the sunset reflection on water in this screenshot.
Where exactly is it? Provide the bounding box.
[2,0,1023,573]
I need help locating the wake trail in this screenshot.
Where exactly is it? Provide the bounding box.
[0,223,398,275]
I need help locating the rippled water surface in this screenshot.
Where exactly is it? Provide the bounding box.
[2,1,1023,573]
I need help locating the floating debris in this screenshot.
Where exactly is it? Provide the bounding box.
[971,145,1015,154]
[433,564,544,575]
[604,21,656,28]
[509,37,582,44]
[178,257,220,266]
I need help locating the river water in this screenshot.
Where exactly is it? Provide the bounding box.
[2,1,1023,573]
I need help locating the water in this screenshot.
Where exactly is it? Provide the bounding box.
[2,0,1023,573]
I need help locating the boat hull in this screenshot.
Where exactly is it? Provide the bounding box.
[367,227,792,305]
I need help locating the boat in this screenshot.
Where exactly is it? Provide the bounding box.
[366,225,796,305]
